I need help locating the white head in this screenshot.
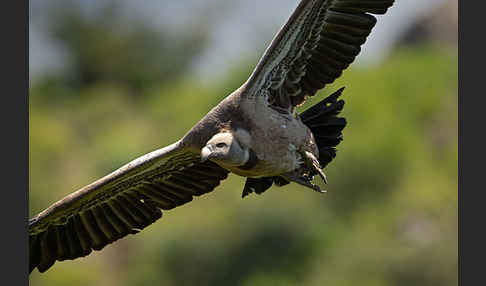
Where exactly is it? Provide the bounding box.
[200,132,249,167]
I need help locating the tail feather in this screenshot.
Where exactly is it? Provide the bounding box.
[300,87,346,168]
[299,87,345,123]
[313,133,343,147]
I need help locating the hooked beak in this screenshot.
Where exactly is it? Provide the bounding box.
[200,145,212,162]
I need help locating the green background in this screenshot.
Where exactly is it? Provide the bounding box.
[29,3,457,285]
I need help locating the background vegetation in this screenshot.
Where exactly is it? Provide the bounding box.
[29,2,457,285]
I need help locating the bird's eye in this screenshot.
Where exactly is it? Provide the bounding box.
[216,143,227,148]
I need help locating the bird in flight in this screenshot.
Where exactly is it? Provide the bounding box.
[29,0,394,274]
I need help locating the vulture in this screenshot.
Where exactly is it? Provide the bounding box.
[29,0,395,274]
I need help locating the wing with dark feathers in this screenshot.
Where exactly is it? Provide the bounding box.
[29,141,229,274]
[243,0,394,110]
[242,176,290,198]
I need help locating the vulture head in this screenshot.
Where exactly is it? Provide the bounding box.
[201,132,249,167]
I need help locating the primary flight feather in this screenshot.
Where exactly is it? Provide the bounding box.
[29,0,394,273]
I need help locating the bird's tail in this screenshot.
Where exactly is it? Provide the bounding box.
[299,87,347,168]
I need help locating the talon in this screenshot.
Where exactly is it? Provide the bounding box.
[282,171,319,193]
[317,169,327,184]
[311,183,327,194]
[304,151,328,184]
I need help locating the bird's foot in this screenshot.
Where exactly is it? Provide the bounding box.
[302,151,327,184]
[282,171,326,194]
[304,151,328,184]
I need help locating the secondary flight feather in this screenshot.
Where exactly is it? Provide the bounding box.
[29,0,394,274]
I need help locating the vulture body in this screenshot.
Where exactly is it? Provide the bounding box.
[29,0,395,274]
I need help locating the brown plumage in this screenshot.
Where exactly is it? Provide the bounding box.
[29,0,394,274]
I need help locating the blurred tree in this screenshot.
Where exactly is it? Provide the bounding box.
[42,1,210,97]
[394,0,457,48]
[29,47,457,286]
[152,213,318,286]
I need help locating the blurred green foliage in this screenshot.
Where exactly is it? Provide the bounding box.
[29,44,457,285]
[30,2,457,284]
[36,1,209,97]
[29,2,458,282]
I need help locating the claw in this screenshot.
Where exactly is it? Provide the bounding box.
[282,171,327,194]
[316,168,328,184]
[304,151,328,184]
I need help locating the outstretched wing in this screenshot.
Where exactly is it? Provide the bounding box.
[243,0,394,110]
[29,141,229,273]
